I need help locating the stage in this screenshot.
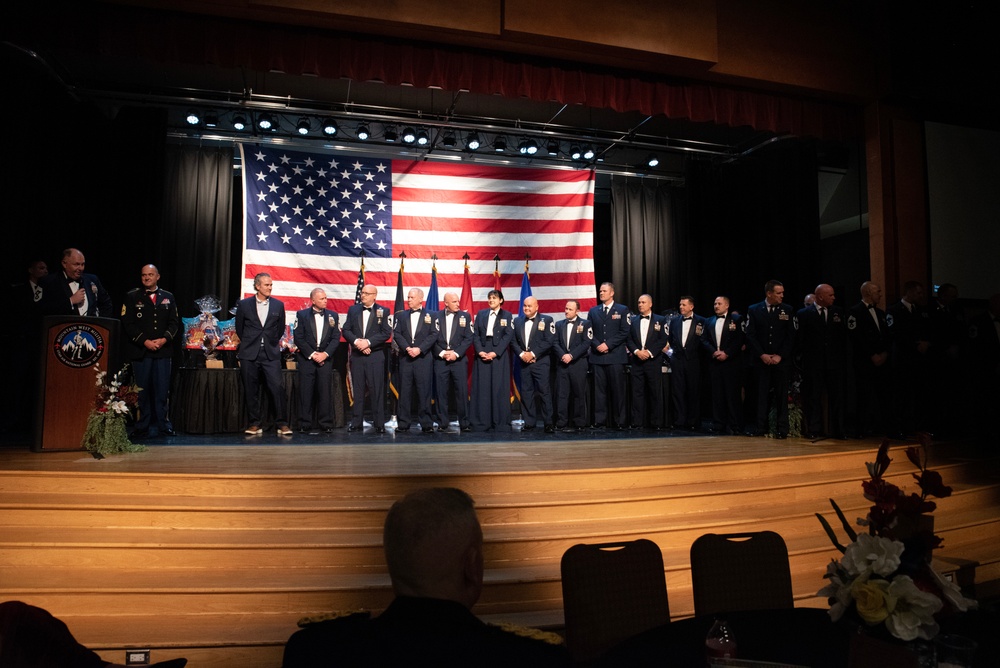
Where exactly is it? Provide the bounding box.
[2,430,998,668]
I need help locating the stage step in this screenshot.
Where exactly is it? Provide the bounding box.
[1,440,997,667]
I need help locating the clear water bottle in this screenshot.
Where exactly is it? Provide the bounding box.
[705,617,737,665]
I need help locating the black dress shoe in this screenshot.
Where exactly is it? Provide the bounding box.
[297,427,311,434]
[775,433,787,440]
[591,423,606,430]
[162,428,177,436]
[374,426,386,434]
[347,424,361,432]
[324,428,334,434]
[805,432,821,440]
[522,424,535,431]
[544,424,555,433]
[422,426,435,433]
[396,426,410,432]
[436,425,450,432]
[560,426,576,433]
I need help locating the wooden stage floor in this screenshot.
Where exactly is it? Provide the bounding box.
[0,428,890,476]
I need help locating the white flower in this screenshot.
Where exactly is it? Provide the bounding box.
[884,575,943,641]
[818,560,854,621]
[110,400,129,415]
[841,534,904,578]
[929,568,978,613]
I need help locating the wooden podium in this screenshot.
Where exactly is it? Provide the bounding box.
[34,316,120,452]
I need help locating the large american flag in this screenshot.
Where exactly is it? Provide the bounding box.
[239,145,596,320]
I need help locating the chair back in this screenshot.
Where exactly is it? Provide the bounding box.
[560,539,670,664]
[690,531,793,617]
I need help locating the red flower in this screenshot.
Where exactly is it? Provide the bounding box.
[914,470,952,499]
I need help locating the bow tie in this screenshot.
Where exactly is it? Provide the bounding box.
[411,309,421,313]
[363,307,372,313]
[312,309,324,314]
[526,317,535,322]
[641,315,649,320]
[67,277,80,285]
[682,316,692,321]
[867,304,876,310]
[566,319,576,324]
[146,290,157,295]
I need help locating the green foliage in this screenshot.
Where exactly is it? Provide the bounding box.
[81,411,146,455]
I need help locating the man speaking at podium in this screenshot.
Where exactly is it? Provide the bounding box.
[39,248,113,317]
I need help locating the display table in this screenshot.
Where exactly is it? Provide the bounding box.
[171,367,344,434]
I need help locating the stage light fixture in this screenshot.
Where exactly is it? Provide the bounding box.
[384,127,398,143]
[356,124,370,140]
[519,139,538,155]
[257,114,275,131]
[321,118,338,136]
[232,114,247,131]
[416,129,429,146]
[494,136,507,152]
[442,132,457,148]
[570,145,582,160]
[203,112,218,128]
[547,141,559,156]
[466,133,481,151]
[296,118,311,135]
[185,110,200,126]
[646,154,660,168]
[583,145,596,160]
[402,127,417,144]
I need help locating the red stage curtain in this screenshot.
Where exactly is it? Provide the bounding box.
[46,6,860,141]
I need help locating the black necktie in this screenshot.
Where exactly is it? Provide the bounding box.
[603,305,609,315]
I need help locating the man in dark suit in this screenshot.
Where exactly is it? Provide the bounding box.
[587,282,630,430]
[886,280,932,436]
[627,294,668,430]
[554,300,592,432]
[744,280,797,439]
[847,281,892,438]
[9,259,48,435]
[121,264,180,438]
[512,296,556,432]
[39,248,113,317]
[292,288,340,433]
[433,292,474,432]
[282,488,570,668]
[666,295,706,431]
[796,283,849,439]
[343,284,393,433]
[393,287,438,433]
[470,289,514,432]
[927,283,965,437]
[236,272,291,436]
[701,295,744,435]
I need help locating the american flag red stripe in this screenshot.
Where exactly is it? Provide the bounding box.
[240,146,596,320]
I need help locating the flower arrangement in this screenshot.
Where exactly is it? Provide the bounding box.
[816,434,975,642]
[81,363,146,455]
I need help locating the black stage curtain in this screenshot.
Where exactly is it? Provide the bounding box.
[610,177,687,312]
[610,140,823,317]
[158,144,235,318]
